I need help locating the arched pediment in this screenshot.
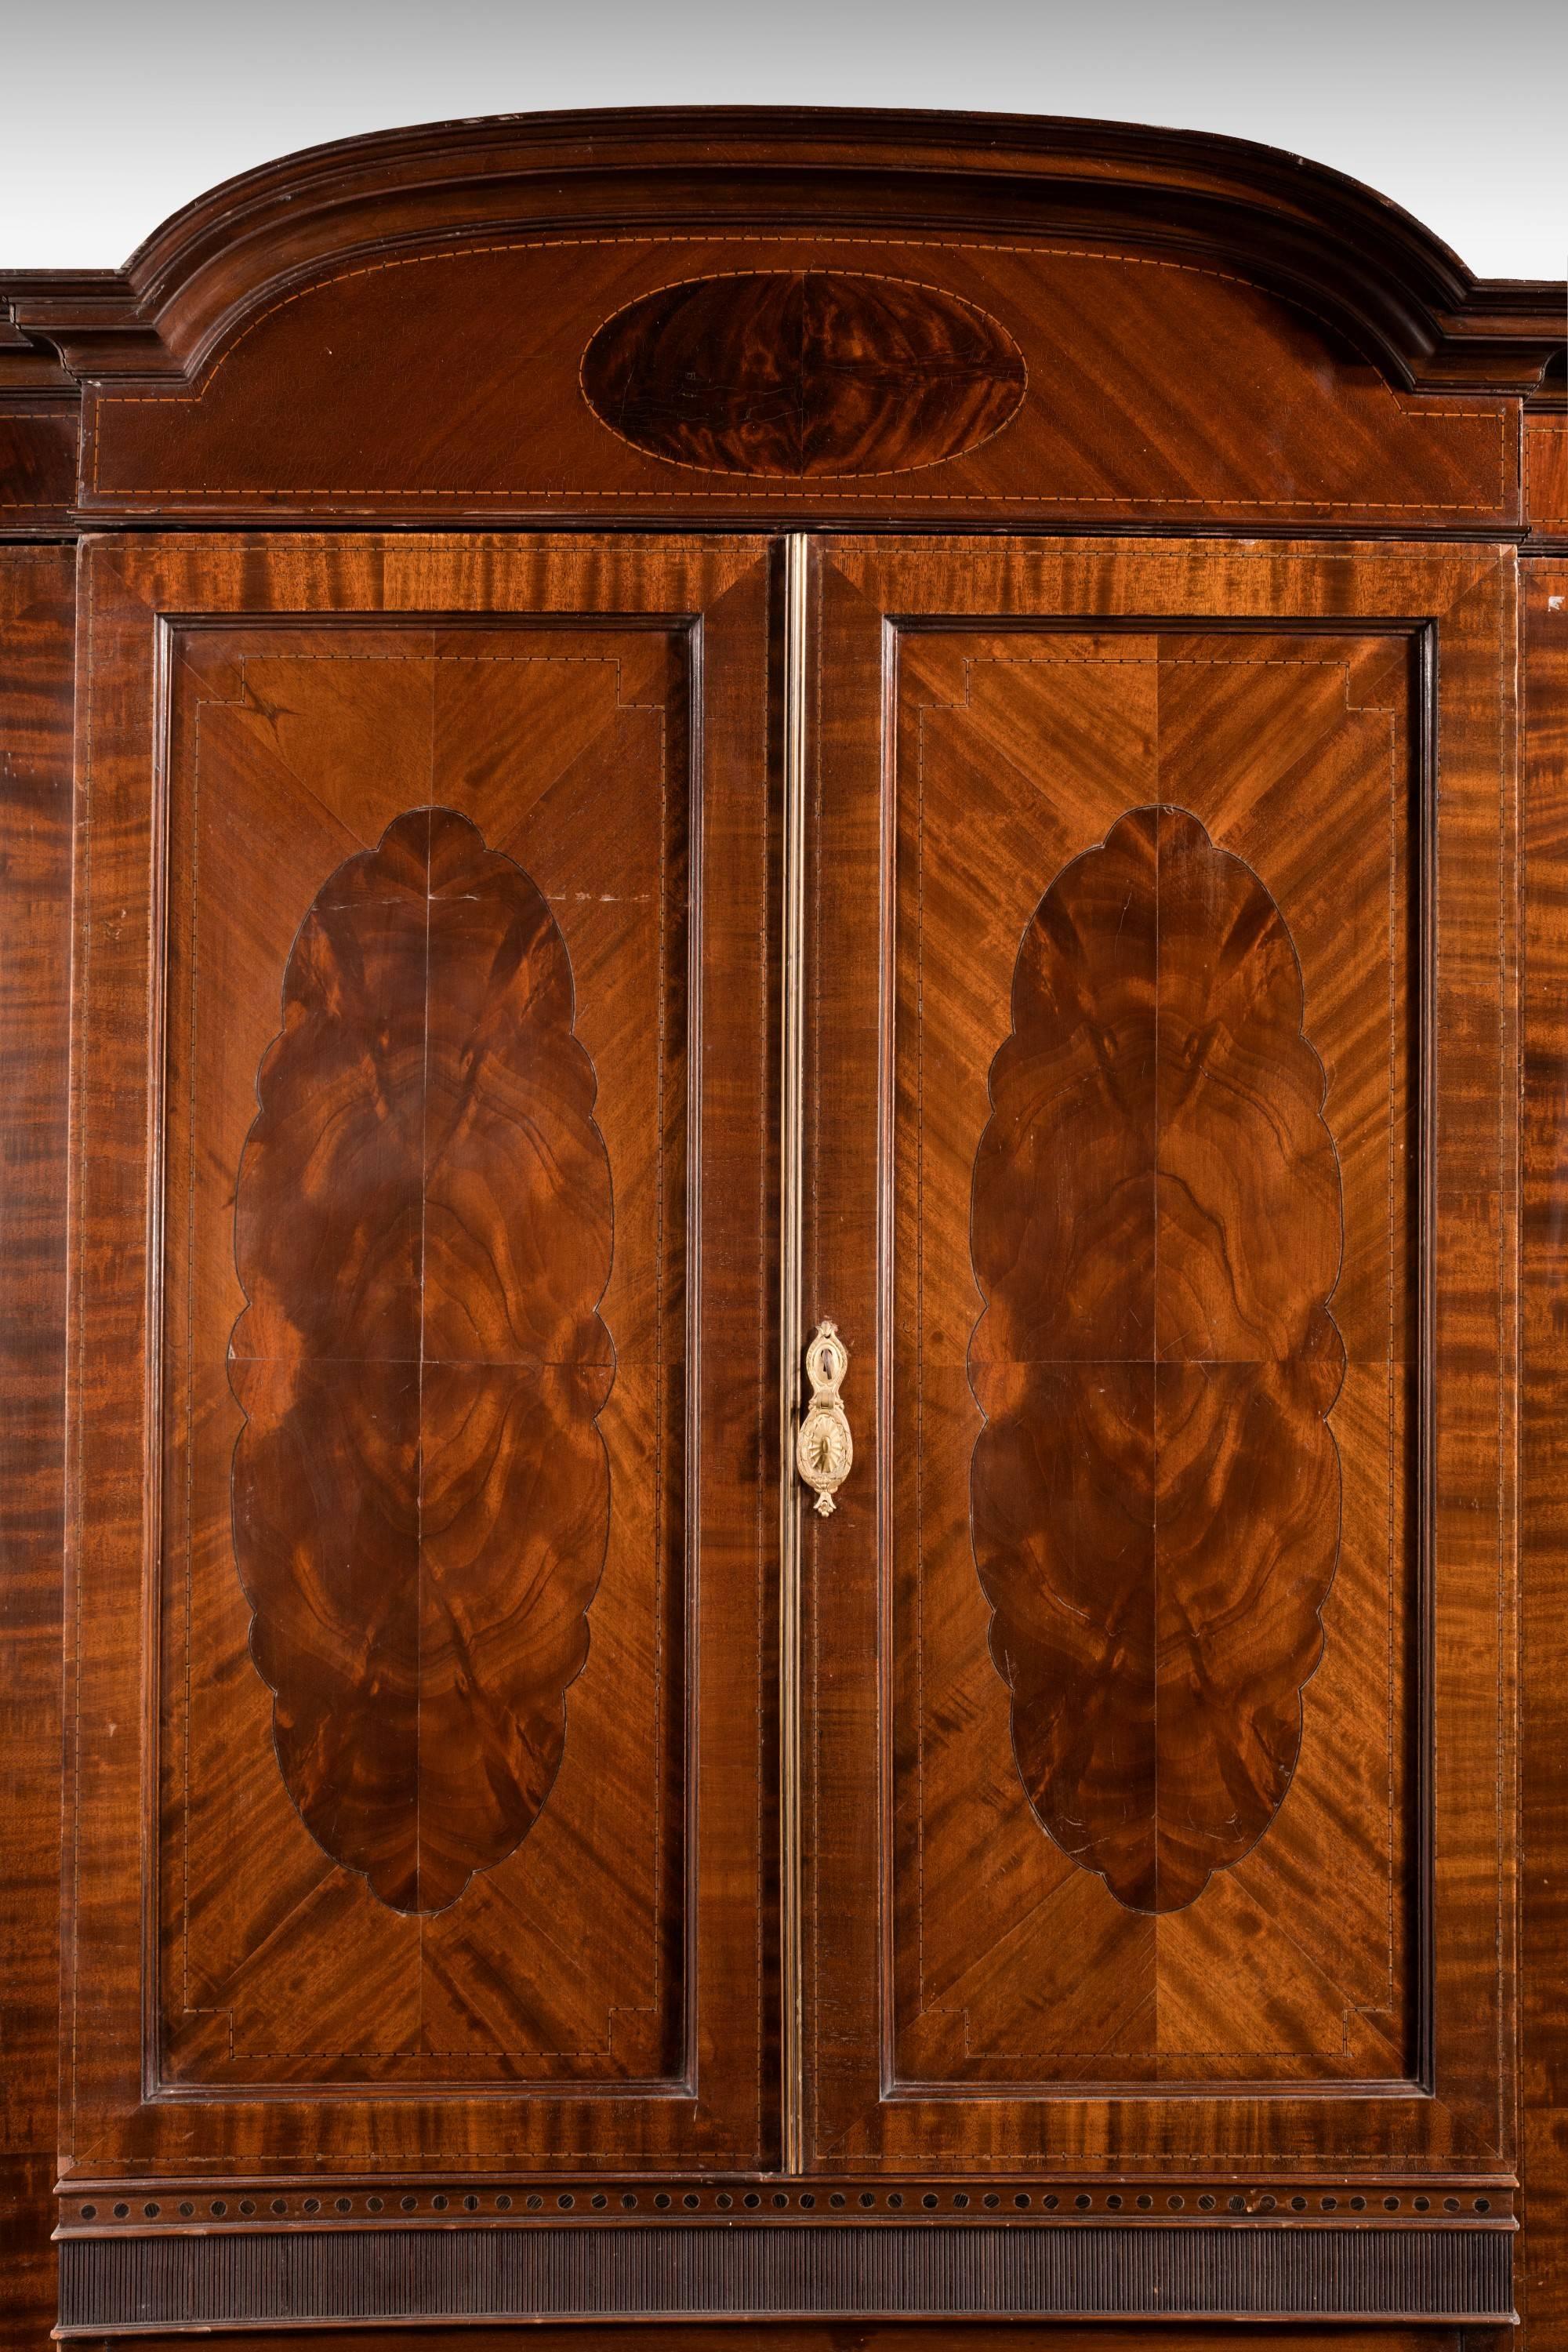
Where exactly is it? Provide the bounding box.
[2,110,1562,528]
[6,107,1560,390]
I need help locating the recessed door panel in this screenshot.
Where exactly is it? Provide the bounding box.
[895,628,1415,2096]
[161,618,689,2096]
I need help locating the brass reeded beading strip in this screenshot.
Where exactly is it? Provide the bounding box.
[779,532,810,2173]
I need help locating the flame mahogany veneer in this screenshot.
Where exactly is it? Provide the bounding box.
[230,807,616,1918]
[1,103,1564,2350]
[969,805,1345,1918]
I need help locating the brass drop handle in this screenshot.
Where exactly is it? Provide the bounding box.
[795,1320,853,1517]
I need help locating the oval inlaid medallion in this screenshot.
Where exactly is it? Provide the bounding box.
[968,804,1345,1915]
[230,807,615,1915]
[580,270,1027,477]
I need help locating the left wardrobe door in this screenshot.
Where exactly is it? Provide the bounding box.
[64,534,779,2193]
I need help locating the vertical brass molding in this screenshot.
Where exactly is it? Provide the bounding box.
[779,532,809,2172]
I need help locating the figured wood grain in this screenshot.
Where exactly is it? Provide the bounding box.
[1521,561,1568,2345]
[67,228,1516,528]
[1524,420,1568,539]
[6,110,1559,401]
[13,110,1532,532]
[65,2332,1467,2352]
[64,532,775,2176]
[0,548,74,2352]
[969,805,1345,1914]
[70,2324,1476,2343]
[0,405,77,522]
[580,270,1026,477]
[907,642,1408,2084]
[804,539,1509,2180]
[231,806,614,1915]
[4,105,1546,2343]
[161,630,690,2085]
[157,618,698,2096]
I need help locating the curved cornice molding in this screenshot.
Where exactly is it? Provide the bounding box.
[2,106,1563,397]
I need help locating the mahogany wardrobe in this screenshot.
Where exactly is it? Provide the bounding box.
[2,107,1566,2352]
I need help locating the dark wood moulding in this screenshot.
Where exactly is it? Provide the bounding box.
[56,2223,1515,2333]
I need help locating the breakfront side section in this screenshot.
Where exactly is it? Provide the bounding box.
[1,105,1563,2349]
[0,546,76,2347]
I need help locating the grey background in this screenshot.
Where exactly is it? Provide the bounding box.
[2,0,1564,276]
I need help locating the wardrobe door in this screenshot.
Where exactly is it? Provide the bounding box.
[799,539,1516,2216]
[63,533,778,2193]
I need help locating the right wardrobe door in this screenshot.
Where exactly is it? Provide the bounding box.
[798,537,1516,2205]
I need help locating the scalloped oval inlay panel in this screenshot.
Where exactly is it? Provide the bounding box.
[580,270,1027,477]
[968,804,1345,1915]
[229,806,615,1916]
